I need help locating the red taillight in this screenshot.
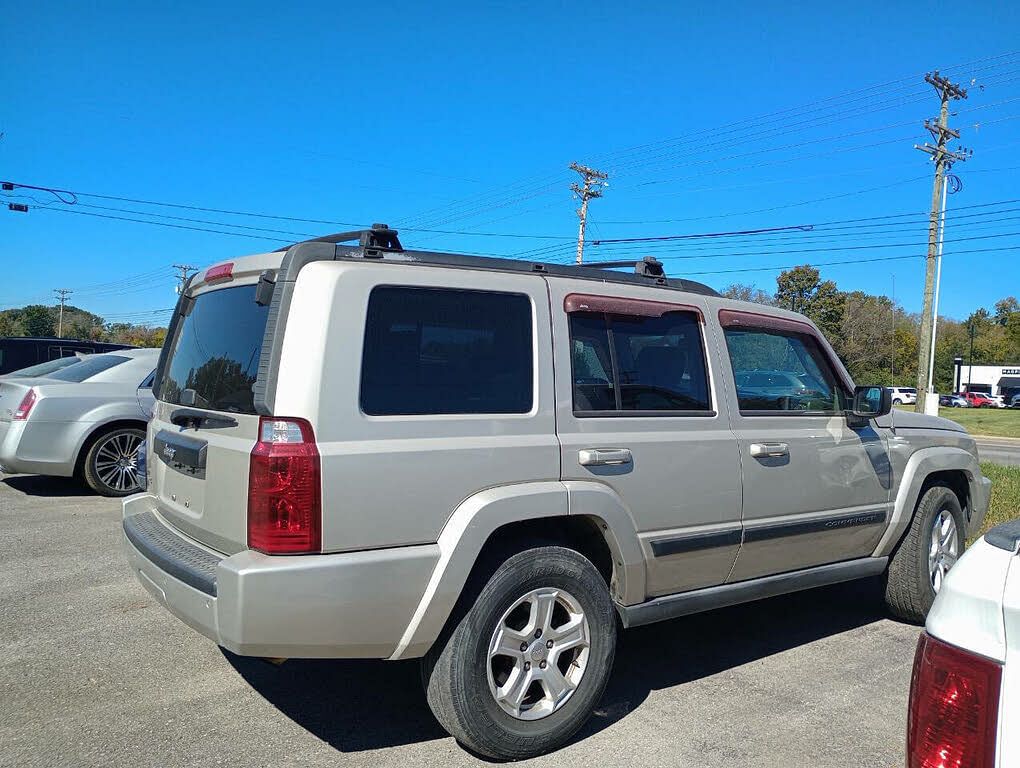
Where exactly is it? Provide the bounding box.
[205,262,233,281]
[13,389,37,420]
[247,417,321,554]
[907,632,1002,768]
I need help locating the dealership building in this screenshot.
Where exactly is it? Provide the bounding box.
[952,359,1020,399]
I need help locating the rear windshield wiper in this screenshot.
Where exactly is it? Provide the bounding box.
[170,408,238,430]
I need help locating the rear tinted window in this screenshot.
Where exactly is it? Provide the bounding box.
[159,285,269,414]
[47,355,129,382]
[360,286,533,415]
[569,311,711,413]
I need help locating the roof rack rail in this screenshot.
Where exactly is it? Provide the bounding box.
[587,256,665,278]
[276,223,402,253]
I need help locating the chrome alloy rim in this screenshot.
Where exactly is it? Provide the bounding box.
[928,509,959,593]
[486,587,590,721]
[94,433,143,492]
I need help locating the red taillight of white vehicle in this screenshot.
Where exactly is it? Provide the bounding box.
[12,389,37,420]
[907,632,1002,768]
[247,417,321,554]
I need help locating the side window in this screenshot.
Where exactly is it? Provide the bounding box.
[569,311,711,413]
[360,286,533,416]
[724,328,843,413]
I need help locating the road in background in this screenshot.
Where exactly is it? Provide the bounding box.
[0,474,920,768]
[975,435,1020,466]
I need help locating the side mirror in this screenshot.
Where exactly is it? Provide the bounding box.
[850,385,892,419]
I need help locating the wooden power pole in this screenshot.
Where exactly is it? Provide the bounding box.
[173,264,198,295]
[53,288,72,338]
[913,71,970,413]
[569,162,608,264]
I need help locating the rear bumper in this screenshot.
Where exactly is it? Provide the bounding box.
[122,493,440,658]
[0,420,77,476]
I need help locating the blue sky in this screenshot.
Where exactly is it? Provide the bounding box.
[2,1,1019,326]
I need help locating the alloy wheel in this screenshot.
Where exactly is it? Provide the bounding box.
[486,587,591,721]
[93,432,143,492]
[928,509,959,593]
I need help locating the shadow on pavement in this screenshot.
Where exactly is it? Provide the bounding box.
[2,474,91,497]
[226,577,890,755]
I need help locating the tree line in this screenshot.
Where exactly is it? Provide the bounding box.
[0,304,167,348]
[723,265,1020,393]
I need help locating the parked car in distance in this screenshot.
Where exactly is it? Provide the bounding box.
[0,336,134,375]
[908,518,1020,768]
[1011,393,1020,408]
[0,348,158,495]
[123,227,992,760]
[963,391,997,408]
[985,394,1007,408]
[0,354,85,378]
[889,386,918,405]
[939,393,969,408]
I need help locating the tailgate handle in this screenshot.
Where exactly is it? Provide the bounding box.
[170,408,238,429]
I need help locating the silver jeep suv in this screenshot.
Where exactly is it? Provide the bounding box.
[123,226,991,759]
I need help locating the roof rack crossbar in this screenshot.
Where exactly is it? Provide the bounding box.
[276,223,402,252]
[587,256,666,278]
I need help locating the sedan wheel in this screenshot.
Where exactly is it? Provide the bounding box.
[83,428,145,496]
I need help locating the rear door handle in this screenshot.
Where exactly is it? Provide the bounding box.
[578,448,633,466]
[749,442,789,458]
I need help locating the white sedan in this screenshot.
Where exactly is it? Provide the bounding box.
[0,348,158,495]
[908,518,1020,767]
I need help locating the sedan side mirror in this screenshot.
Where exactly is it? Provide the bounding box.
[850,385,892,419]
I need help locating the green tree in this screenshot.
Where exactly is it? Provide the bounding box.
[994,296,1019,325]
[21,305,55,337]
[774,265,845,341]
[721,283,775,305]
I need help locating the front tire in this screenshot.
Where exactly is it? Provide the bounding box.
[82,427,145,497]
[883,484,965,623]
[422,546,616,760]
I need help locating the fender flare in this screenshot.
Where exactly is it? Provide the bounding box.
[387,480,644,660]
[872,446,984,558]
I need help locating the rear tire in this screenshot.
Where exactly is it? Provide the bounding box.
[82,427,145,497]
[422,546,616,760]
[883,483,965,623]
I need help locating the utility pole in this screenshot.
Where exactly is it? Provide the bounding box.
[172,264,198,295]
[913,71,970,412]
[569,162,608,264]
[967,322,975,391]
[53,289,72,338]
[890,274,895,386]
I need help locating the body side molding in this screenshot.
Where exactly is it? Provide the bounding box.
[618,557,888,628]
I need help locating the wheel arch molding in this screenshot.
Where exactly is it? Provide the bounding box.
[873,447,984,558]
[387,480,645,660]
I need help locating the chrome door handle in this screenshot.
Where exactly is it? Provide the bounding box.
[749,442,789,458]
[578,448,633,466]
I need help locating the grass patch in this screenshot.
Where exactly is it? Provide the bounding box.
[976,462,1020,538]
[894,405,1020,438]
[939,407,1020,438]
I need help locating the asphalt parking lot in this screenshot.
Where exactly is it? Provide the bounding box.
[975,435,1020,466]
[0,474,921,768]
